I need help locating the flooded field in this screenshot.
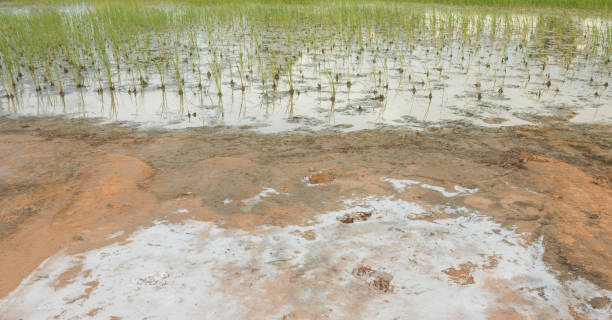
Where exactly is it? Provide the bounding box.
[0,1,611,319]
[0,3,610,132]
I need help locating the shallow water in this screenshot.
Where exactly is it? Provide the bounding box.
[1,8,610,132]
[0,3,90,14]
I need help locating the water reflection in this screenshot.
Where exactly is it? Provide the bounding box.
[1,10,610,132]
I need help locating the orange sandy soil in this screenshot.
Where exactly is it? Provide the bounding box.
[0,116,610,303]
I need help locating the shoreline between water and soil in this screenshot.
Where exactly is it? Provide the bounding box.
[0,116,610,317]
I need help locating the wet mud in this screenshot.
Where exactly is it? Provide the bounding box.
[0,116,610,318]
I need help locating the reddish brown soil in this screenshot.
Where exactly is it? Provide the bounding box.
[443,263,477,285]
[353,265,394,293]
[338,211,372,223]
[308,170,335,184]
[0,116,610,298]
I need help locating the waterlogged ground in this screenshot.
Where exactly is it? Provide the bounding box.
[1,6,610,133]
[5,48,610,134]
[0,117,610,319]
[0,5,611,318]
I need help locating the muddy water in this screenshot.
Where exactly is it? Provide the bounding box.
[4,43,610,133]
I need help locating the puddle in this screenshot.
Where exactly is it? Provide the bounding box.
[1,193,609,319]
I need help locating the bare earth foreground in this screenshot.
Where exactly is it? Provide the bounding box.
[0,117,610,319]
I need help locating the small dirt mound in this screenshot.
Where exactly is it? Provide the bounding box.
[308,170,335,184]
[352,265,393,293]
[442,262,476,285]
[301,230,316,240]
[588,296,610,309]
[337,211,372,224]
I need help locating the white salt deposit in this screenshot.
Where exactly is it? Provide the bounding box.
[241,187,279,208]
[382,178,421,192]
[383,178,479,197]
[1,193,609,319]
[106,231,124,239]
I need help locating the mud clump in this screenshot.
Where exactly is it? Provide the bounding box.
[352,265,393,293]
[371,274,393,293]
[301,230,316,240]
[354,265,374,277]
[588,296,610,309]
[442,263,476,285]
[308,170,335,184]
[337,211,372,224]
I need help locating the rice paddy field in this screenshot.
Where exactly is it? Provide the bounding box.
[0,0,610,131]
[0,0,611,319]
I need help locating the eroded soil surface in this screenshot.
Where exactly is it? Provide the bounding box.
[0,116,610,318]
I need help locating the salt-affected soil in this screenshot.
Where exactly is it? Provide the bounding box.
[0,117,610,319]
[1,180,609,319]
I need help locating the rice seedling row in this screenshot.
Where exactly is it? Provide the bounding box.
[0,2,610,131]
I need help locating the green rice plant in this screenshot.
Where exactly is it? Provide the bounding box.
[172,51,184,95]
[326,71,336,102]
[286,54,295,95]
[210,46,223,97]
[0,0,608,125]
[237,50,246,91]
